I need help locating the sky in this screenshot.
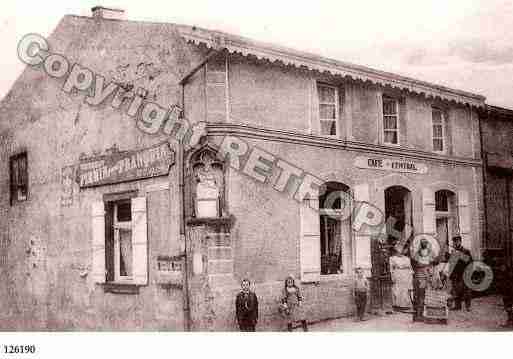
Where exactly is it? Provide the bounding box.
[1,0,513,107]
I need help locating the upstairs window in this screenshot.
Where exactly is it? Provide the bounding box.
[317,84,338,136]
[10,152,28,205]
[382,96,399,145]
[432,107,445,152]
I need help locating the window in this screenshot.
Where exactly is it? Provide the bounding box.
[112,200,133,281]
[319,182,351,275]
[91,196,148,287]
[9,152,28,205]
[317,84,338,136]
[382,96,399,145]
[432,107,445,152]
[435,190,457,258]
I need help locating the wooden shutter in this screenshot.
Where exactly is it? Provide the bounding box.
[300,197,320,282]
[422,188,436,234]
[91,201,106,283]
[457,190,470,234]
[131,197,148,285]
[353,183,371,270]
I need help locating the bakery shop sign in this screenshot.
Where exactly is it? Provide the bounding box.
[355,156,428,174]
[79,142,175,188]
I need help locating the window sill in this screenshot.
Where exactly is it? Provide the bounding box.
[103,282,140,294]
[319,274,350,282]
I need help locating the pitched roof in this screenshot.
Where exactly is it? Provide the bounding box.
[177,24,486,107]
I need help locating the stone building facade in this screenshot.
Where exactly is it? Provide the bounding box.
[0,9,487,330]
[480,105,513,274]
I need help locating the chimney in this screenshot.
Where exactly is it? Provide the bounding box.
[91,6,125,20]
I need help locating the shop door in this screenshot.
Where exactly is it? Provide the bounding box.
[370,186,412,311]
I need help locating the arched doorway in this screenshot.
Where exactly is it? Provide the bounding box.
[371,185,413,312]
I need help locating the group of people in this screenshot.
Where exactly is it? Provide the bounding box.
[234,235,487,331]
[388,235,474,322]
[235,275,308,332]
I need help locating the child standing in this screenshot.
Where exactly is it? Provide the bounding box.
[354,267,369,321]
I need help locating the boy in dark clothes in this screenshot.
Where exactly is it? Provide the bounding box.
[235,278,259,331]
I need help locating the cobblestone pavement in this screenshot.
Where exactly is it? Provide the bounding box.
[310,295,511,331]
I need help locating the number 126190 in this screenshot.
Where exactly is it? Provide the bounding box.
[3,345,36,354]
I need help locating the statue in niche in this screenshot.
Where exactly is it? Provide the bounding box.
[193,151,224,218]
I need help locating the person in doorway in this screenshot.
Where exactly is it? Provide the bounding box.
[411,238,436,322]
[354,267,369,321]
[235,278,259,331]
[389,247,413,311]
[281,275,308,331]
[448,235,473,311]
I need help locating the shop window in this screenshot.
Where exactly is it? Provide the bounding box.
[317,83,339,137]
[435,190,457,258]
[319,182,351,275]
[382,96,399,145]
[9,152,28,205]
[91,194,148,288]
[432,107,446,153]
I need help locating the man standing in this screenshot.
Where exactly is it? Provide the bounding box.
[235,278,259,331]
[448,236,473,311]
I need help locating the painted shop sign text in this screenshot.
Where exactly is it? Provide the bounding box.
[355,156,427,174]
[79,142,175,188]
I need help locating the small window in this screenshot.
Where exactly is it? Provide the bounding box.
[10,152,28,205]
[382,96,399,145]
[317,84,338,136]
[432,108,445,152]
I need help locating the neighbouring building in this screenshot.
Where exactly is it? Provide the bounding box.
[480,105,513,278]
[0,7,487,330]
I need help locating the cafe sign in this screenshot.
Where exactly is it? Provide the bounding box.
[354,156,427,174]
[79,142,175,188]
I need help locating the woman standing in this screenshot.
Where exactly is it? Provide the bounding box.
[389,248,413,311]
[280,275,308,331]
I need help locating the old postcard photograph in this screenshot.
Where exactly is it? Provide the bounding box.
[0,0,512,356]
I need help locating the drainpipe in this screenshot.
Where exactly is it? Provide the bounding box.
[179,86,191,331]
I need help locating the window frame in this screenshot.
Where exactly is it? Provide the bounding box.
[9,152,28,205]
[112,200,134,283]
[317,83,339,138]
[102,190,139,286]
[432,107,446,154]
[382,96,400,146]
[318,185,353,278]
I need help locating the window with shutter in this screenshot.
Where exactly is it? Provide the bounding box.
[91,194,148,287]
[317,83,339,137]
[382,96,399,145]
